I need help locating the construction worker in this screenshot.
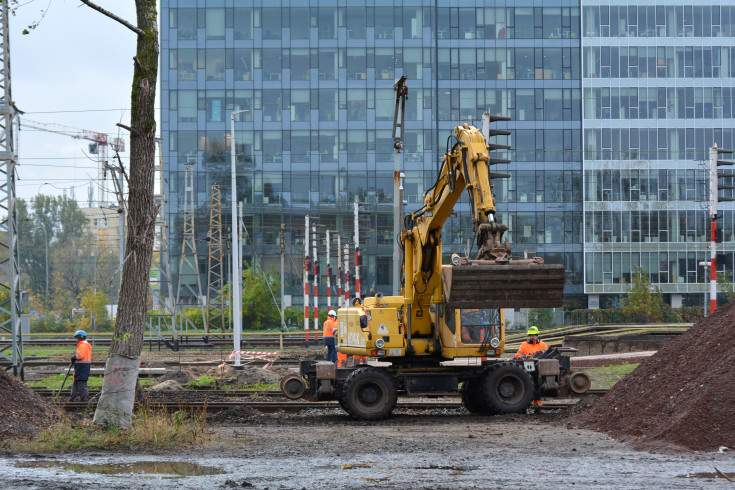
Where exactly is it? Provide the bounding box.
[69,330,92,402]
[323,310,338,364]
[337,351,349,368]
[515,326,548,413]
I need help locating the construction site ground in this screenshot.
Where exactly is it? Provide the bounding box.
[1,405,732,489]
[3,314,735,489]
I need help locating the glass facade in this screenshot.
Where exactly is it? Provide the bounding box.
[582,1,735,307]
[160,1,706,311]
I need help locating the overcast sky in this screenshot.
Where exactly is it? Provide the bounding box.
[11,1,147,206]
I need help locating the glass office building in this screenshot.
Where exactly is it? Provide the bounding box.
[581,1,735,308]
[159,1,733,312]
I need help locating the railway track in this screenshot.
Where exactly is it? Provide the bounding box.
[12,324,689,352]
[47,389,608,413]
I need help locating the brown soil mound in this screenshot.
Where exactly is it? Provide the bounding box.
[568,302,735,452]
[0,369,61,441]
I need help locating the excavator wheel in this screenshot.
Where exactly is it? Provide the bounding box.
[341,367,397,421]
[481,362,535,414]
[461,379,498,415]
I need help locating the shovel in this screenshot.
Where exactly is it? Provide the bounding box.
[56,363,73,398]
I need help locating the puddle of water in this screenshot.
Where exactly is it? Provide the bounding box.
[15,460,225,477]
[415,465,481,472]
[678,472,731,481]
[314,462,373,470]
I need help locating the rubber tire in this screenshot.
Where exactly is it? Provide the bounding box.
[461,379,497,415]
[482,362,535,414]
[341,367,397,421]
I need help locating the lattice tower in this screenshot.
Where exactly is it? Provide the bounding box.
[0,0,22,376]
[207,184,225,331]
[175,164,204,333]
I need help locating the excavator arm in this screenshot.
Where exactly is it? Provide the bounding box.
[401,116,564,316]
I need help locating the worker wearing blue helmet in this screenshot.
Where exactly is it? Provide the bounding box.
[69,330,92,402]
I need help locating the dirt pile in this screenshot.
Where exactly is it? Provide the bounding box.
[0,369,61,441]
[568,301,735,452]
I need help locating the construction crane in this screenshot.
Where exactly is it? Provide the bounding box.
[19,118,125,205]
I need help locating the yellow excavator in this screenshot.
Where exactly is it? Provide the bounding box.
[281,108,589,420]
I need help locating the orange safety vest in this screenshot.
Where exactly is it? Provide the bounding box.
[74,340,92,363]
[323,317,337,337]
[337,351,348,367]
[515,339,548,358]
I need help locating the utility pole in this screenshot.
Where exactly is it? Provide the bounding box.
[280,223,285,333]
[708,144,735,314]
[304,215,310,348]
[354,202,361,300]
[337,234,342,308]
[326,230,331,311]
[312,224,319,342]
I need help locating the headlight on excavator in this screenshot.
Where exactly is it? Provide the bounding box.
[451,253,460,266]
[489,337,500,348]
[375,338,385,349]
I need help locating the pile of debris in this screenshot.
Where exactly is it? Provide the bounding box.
[569,301,735,452]
[0,369,61,440]
[152,364,283,391]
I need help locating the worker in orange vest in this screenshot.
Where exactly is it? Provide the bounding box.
[515,326,548,413]
[323,310,338,364]
[337,351,349,367]
[69,330,92,402]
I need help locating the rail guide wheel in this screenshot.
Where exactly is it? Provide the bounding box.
[569,371,592,394]
[341,367,397,421]
[280,373,307,400]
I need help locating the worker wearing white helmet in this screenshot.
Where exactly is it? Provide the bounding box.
[323,310,338,364]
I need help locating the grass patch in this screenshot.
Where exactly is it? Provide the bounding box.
[584,362,639,389]
[244,382,279,391]
[9,408,210,452]
[22,346,110,357]
[27,374,104,391]
[185,374,217,390]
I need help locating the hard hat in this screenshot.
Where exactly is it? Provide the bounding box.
[328,310,337,317]
[74,330,87,338]
[527,326,539,336]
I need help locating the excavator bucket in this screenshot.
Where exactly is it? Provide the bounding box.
[441,262,564,309]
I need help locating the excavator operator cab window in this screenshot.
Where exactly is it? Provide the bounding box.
[459,308,495,344]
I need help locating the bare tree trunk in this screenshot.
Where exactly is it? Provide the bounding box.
[90,0,158,429]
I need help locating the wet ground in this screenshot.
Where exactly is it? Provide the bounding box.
[2,408,734,489]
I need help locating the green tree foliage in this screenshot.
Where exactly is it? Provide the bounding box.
[527,308,555,329]
[238,263,281,330]
[619,266,680,323]
[77,286,111,331]
[717,270,735,305]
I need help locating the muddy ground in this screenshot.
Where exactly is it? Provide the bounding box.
[2,406,734,489]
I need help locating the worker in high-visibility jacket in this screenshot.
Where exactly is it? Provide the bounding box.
[323,310,338,364]
[337,351,349,367]
[515,326,548,413]
[69,330,92,402]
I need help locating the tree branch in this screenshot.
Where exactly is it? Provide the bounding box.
[79,0,144,36]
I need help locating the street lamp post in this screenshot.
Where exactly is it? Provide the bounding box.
[230,109,248,369]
